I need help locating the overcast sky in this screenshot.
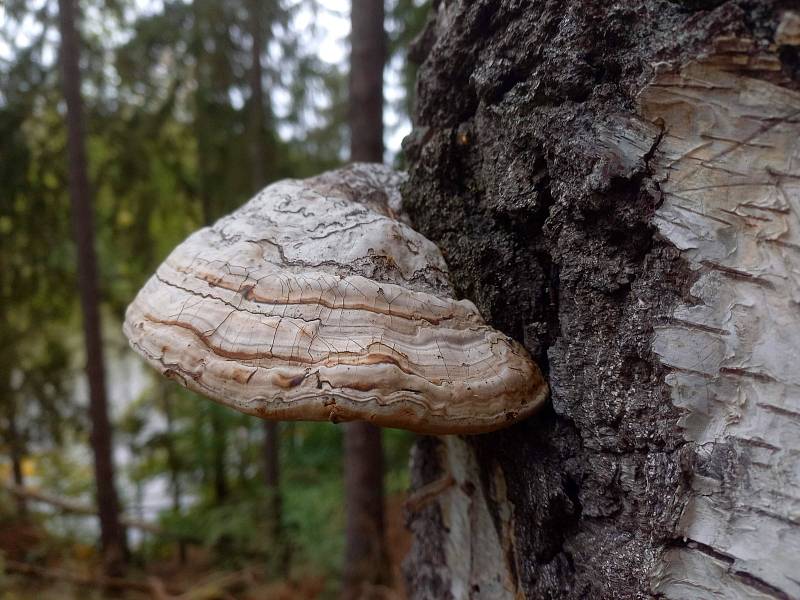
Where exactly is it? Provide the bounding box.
[0,0,411,159]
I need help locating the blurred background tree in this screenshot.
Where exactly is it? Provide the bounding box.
[343,1,390,599]
[0,0,430,596]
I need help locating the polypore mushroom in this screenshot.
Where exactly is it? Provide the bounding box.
[123,163,547,434]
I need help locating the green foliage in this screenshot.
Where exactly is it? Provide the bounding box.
[0,0,429,583]
[284,471,345,575]
[0,4,82,465]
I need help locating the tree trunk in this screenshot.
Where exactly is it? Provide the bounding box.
[159,380,187,563]
[343,1,389,598]
[349,0,385,162]
[193,0,216,228]
[247,0,287,571]
[160,382,182,516]
[209,407,229,503]
[57,0,127,574]
[6,399,28,518]
[191,2,228,504]
[248,0,268,192]
[343,422,390,599]
[401,2,800,599]
[262,419,287,570]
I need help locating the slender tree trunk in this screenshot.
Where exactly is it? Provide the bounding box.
[57,0,127,574]
[160,383,182,515]
[349,0,385,163]
[193,2,214,230]
[262,420,287,570]
[190,2,229,507]
[6,399,28,518]
[248,0,267,192]
[159,380,187,563]
[261,422,280,496]
[343,422,389,598]
[209,407,229,503]
[343,2,389,597]
[200,143,226,508]
[247,0,287,572]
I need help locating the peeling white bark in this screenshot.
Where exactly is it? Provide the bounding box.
[640,24,800,600]
[407,437,522,599]
[442,438,521,600]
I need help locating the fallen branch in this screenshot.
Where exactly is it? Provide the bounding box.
[170,567,257,600]
[3,559,183,595]
[403,474,455,515]
[2,482,161,535]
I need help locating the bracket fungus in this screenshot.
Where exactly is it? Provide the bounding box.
[123,163,547,434]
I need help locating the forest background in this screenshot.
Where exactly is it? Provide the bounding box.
[0,0,429,596]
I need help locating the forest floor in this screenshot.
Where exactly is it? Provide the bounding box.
[0,494,411,599]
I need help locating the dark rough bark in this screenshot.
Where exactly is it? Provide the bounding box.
[343,2,390,598]
[401,1,792,598]
[57,0,127,574]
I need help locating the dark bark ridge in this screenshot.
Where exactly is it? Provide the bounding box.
[401,1,791,598]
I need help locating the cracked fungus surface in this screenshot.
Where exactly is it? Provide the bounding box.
[123,163,547,434]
